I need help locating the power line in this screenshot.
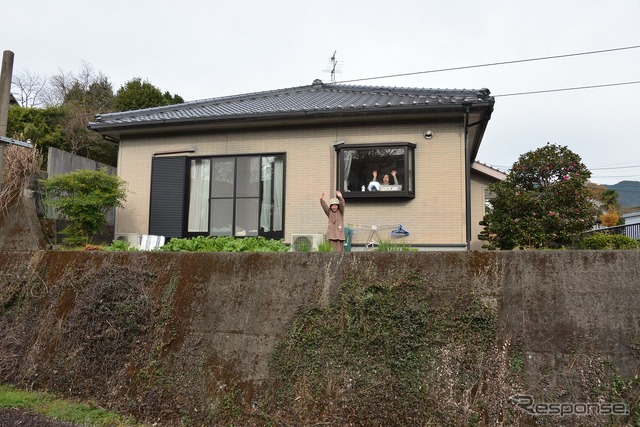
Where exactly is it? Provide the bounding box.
[488,163,640,173]
[495,80,640,97]
[591,164,640,171]
[590,177,640,183]
[335,45,640,84]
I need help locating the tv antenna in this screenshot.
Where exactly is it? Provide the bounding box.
[324,51,342,82]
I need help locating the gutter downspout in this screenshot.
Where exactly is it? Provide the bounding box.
[463,104,491,250]
[463,103,472,251]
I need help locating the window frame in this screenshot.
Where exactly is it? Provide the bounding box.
[185,153,286,240]
[335,142,416,200]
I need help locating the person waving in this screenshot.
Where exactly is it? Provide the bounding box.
[320,191,345,252]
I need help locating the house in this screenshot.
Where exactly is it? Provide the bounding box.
[88,80,502,250]
[622,211,640,226]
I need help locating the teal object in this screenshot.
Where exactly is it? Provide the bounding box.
[343,227,353,252]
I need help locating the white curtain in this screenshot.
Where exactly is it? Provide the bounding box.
[260,156,284,232]
[188,159,210,232]
[260,158,273,232]
[343,150,353,191]
[273,158,283,231]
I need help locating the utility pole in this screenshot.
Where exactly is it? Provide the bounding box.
[0,50,15,188]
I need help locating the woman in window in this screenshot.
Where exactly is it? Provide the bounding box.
[371,170,400,189]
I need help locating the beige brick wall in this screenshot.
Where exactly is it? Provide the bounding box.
[116,122,489,248]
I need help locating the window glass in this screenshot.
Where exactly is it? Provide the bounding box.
[407,148,414,192]
[236,156,260,197]
[339,144,414,196]
[236,198,259,236]
[210,198,233,236]
[211,158,235,198]
[260,156,284,233]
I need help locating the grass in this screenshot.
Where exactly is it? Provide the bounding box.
[0,384,142,426]
[373,238,417,251]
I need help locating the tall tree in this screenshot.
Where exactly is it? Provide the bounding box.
[10,64,184,167]
[598,189,621,227]
[479,143,597,249]
[11,70,48,107]
[52,64,116,165]
[114,78,183,112]
[600,189,619,213]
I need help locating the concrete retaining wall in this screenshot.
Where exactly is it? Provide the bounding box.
[0,250,638,423]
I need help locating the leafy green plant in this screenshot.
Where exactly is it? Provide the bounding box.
[41,169,127,247]
[577,233,640,250]
[105,239,138,251]
[160,235,288,252]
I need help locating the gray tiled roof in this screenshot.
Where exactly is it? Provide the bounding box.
[90,80,493,129]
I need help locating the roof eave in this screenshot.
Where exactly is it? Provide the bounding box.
[89,100,494,137]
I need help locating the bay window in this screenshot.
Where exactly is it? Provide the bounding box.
[336,142,416,199]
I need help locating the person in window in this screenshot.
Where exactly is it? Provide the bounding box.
[371,170,400,189]
[320,191,345,252]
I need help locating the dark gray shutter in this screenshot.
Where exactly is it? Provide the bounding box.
[149,156,187,238]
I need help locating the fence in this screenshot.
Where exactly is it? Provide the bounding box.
[582,223,640,240]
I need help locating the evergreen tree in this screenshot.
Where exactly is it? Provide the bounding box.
[7,105,66,164]
[114,78,183,111]
[479,143,597,249]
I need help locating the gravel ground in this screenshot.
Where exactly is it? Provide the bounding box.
[0,408,81,426]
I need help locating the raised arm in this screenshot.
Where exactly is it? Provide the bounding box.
[336,190,345,210]
[391,170,399,185]
[320,192,330,215]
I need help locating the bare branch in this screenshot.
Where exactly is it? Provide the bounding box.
[12,70,48,107]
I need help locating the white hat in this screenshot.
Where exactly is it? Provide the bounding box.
[329,198,339,206]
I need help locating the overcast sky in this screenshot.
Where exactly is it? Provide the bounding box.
[4,0,640,185]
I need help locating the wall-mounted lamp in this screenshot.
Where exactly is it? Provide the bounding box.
[423,130,434,139]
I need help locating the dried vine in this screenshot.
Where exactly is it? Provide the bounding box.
[0,145,41,216]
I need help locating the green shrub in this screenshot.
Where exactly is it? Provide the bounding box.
[160,235,288,252]
[578,233,640,250]
[41,169,127,247]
